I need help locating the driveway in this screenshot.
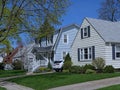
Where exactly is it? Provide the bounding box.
[49,77,120,90]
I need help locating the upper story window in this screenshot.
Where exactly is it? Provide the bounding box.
[64,34,67,43]
[83,28,88,37]
[81,26,90,39]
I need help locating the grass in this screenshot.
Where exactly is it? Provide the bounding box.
[8,72,120,90]
[98,84,120,90]
[0,87,6,90]
[0,70,25,78]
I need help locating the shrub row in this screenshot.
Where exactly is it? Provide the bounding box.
[69,64,115,74]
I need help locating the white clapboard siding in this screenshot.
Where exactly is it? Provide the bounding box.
[54,26,78,61]
[105,45,120,68]
[71,19,106,66]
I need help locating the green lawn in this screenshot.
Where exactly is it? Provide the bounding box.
[98,84,120,90]
[0,87,6,90]
[8,72,120,90]
[0,70,25,78]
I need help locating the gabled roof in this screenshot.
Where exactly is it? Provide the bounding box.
[86,17,120,43]
[53,24,80,51]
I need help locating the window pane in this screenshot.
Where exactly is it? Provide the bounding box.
[89,48,92,59]
[116,46,120,51]
[116,52,120,58]
[64,35,67,43]
[80,49,83,59]
[84,48,88,59]
[63,52,66,59]
[84,28,88,36]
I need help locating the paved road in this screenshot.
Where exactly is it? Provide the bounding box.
[49,77,120,90]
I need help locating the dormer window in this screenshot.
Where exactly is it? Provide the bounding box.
[81,26,90,39]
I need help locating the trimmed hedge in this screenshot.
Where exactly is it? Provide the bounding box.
[104,65,114,73]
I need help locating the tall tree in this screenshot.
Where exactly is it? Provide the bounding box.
[0,0,70,43]
[98,0,120,22]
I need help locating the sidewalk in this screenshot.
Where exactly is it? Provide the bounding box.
[49,77,120,90]
[0,81,33,90]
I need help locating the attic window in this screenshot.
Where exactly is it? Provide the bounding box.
[81,26,90,39]
[83,28,88,37]
[64,34,67,43]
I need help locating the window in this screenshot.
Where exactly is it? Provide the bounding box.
[81,26,90,39]
[80,47,92,61]
[63,52,67,59]
[64,34,67,43]
[83,28,88,37]
[115,46,120,58]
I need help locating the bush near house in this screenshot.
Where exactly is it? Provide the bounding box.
[85,69,96,74]
[103,65,114,73]
[63,53,72,70]
[69,65,95,74]
[69,66,81,73]
[48,61,52,70]
[0,63,4,70]
[12,60,22,70]
[84,64,95,72]
[92,57,105,73]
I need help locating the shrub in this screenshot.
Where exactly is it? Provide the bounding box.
[63,53,72,70]
[39,67,47,72]
[69,66,81,73]
[84,64,95,71]
[92,57,105,72]
[85,69,96,74]
[104,65,114,73]
[63,69,69,73]
[0,63,4,70]
[12,60,22,70]
[48,61,52,70]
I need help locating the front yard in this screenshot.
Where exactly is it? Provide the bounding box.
[0,87,6,90]
[8,72,120,90]
[0,70,25,78]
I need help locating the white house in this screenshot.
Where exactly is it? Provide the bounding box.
[71,17,120,68]
[13,24,79,72]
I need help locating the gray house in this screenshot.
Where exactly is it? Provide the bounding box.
[71,17,120,68]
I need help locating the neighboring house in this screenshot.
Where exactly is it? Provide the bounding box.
[14,43,49,72]
[53,24,79,61]
[71,17,120,68]
[37,24,79,62]
[3,45,23,70]
[0,52,6,63]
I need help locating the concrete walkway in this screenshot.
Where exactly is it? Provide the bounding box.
[49,77,120,90]
[0,81,33,90]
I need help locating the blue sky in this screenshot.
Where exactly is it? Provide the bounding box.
[13,0,104,48]
[61,0,104,27]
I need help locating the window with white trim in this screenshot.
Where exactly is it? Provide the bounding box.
[63,34,67,43]
[63,51,67,59]
[80,47,92,61]
[83,27,88,38]
[115,46,120,58]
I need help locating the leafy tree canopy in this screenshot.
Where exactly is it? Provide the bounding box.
[0,0,70,52]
